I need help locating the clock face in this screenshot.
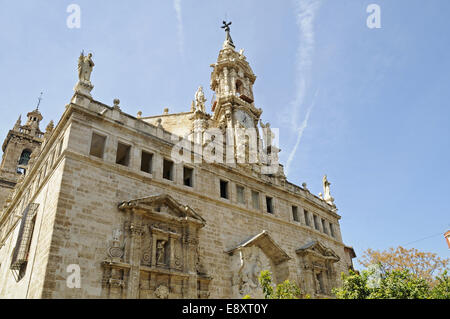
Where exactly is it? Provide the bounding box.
[234,109,254,128]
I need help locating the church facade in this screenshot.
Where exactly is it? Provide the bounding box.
[0,26,355,299]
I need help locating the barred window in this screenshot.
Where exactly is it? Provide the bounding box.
[10,203,39,279]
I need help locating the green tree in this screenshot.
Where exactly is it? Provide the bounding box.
[332,269,372,299]
[369,270,430,299]
[429,271,450,299]
[248,270,304,299]
[333,268,433,299]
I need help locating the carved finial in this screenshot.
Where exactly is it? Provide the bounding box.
[163,108,169,115]
[137,111,142,119]
[302,182,309,192]
[46,120,54,132]
[14,115,22,131]
[113,98,121,110]
[190,100,195,112]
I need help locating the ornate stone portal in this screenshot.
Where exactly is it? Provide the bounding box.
[296,241,340,297]
[101,194,211,299]
[227,231,291,298]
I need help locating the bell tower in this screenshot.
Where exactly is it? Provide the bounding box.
[0,99,44,209]
[210,21,262,131]
[209,22,282,176]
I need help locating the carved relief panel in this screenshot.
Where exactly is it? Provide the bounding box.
[227,230,291,299]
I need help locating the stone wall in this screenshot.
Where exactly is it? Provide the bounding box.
[0,103,351,298]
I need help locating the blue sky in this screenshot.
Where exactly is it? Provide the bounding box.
[0,0,449,264]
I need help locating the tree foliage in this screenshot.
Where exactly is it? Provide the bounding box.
[359,246,449,285]
[248,270,305,299]
[333,268,450,299]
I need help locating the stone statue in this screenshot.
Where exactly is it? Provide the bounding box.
[231,246,270,298]
[112,229,122,242]
[239,49,246,59]
[315,272,323,294]
[194,86,207,113]
[156,240,166,264]
[322,175,335,205]
[78,52,95,83]
[260,120,275,149]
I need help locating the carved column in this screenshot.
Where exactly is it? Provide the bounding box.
[127,212,143,299]
[184,224,199,298]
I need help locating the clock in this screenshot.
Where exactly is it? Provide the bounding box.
[234,109,254,128]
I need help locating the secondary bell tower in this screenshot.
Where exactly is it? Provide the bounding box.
[0,95,45,208]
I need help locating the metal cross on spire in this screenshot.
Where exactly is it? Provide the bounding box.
[36,92,43,110]
[221,20,235,48]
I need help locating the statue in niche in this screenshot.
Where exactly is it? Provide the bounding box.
[156,240,167,265]
[78,51,95,83]
[315,272,324,294]
[107,228,125,262]
[194,86,207,113]
[232,246,270,298]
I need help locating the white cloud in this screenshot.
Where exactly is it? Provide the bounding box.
[285,0,321,175]
[286,89,318,175]
[173,0,184,56]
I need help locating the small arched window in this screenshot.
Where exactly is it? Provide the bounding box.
[18,149,32,166]
[236,80,244,96]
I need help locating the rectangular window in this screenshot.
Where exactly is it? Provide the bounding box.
[292,206,299,222]
[163,159,174,181]
[322,219,328,234]
[251,191,260,209]
[220,180,229,199]
[183,166,194,187]
[329,223,335,238]
[266,196,273,214]
[313,215,320,230]
[304,210,310,226]
[116,142,131,166]
[89,133,106,159]
[236,185,245,204]
[141,151,153,174]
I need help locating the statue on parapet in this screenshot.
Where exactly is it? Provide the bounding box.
[194,86,207,113]
[260,120,275,149]
[322,175,335,206]
[78,51,95,83]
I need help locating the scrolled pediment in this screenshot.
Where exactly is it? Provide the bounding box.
[296,240,340,263]
[118,194,206,227]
